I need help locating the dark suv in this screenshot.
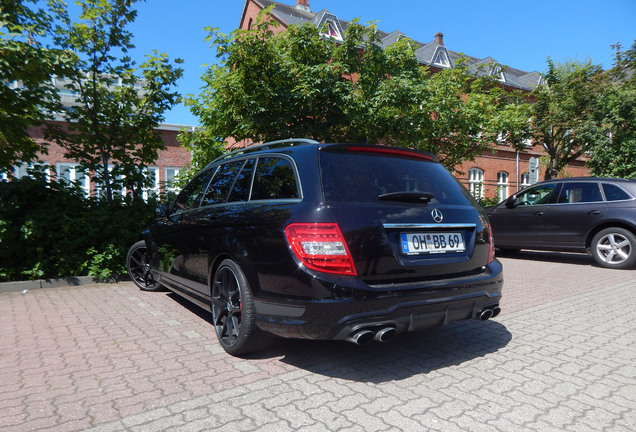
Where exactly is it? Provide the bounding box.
[486,177,636,269]
[127,139,503,356]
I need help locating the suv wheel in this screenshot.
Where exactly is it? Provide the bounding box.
[127,240,162,291]
[591,228,636,269]
[211,259,272,356]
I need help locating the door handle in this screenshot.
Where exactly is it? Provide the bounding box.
[589,210,601,215]
[533,211,544,216]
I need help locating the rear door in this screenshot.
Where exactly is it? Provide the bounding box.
[319,146,490,284]
[544,181,606,250]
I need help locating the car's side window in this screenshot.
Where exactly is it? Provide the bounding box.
[251,157,299,200]
[227,159,256,203]
[173,168,216,213]
[556,182,603,203]
[516,183,558,206]
[603,183,633,201]
[202,160,245,206]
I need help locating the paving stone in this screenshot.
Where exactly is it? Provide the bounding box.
[1,257,635,432]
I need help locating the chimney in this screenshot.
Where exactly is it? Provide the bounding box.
[435,32,444,46]
[296,0,310,12]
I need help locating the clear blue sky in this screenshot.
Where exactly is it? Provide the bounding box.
[128,0,636,126]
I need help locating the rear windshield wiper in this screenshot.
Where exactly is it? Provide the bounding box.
[377,191,435,204]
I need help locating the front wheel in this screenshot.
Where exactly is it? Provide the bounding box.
[211,259,272,356]
[591,228,636,269]
[126,240,162,291]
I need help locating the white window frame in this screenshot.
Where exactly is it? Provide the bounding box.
[93,165,126,200]
[321,19,343,42]
[432,47,451,68]
[164,167,182,196]
[56,163,90,196]
[497,172,509,202]
[15,162,51,181]
[468,168,484,199]
[142,167,159,201]
[521,173,531,188]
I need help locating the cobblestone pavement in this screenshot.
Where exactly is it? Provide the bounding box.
[1,251,635,432]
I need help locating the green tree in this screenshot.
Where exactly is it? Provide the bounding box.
[529,58,610,180]
[45,0,183,203]
[588,40,636,178]
[186,8,529,171]
[0,0,74,174]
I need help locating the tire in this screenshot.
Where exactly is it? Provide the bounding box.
[591,228,636,269]
[126,240,162,291]
[211,259,272,356]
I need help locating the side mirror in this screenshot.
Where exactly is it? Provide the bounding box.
[156,203,171,217]
[505,195,518,208]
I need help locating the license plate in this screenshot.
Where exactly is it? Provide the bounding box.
[401,232,465,255]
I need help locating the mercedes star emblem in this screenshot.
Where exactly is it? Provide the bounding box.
[431,208,444,223]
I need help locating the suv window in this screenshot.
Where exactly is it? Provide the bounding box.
[173,168,215,213]
[319,151,469,204]
[603,183,632,201]
[202,160,245,205]
[556,182,603,203]
[516,183,558,205]
[251,157,299,200]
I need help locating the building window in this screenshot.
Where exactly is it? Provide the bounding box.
[321,20,343,41]
[521,173,531,188]
[142,167,159,201]
[497,172,509,202]
[468,168,484,199]
[57,163,90,196]
[164,167,181,197]
[94,165,126,200]
[15,162,50,181]
[432,47,451,68]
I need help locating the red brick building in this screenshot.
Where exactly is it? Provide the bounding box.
[7,121,192,200]
[239,0,590,200]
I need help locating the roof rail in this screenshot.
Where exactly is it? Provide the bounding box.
[210,138,320,164]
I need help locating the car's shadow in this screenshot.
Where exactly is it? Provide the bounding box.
[496,249,595,266]
[166,292,512,382]
[264,320,511,383]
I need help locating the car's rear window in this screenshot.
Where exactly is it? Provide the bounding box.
[319,150,471,205]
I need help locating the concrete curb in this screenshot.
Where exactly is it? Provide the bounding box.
[1,276,106,293]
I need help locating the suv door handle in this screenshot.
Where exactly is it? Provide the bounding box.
[533,211,544,216]
[588,210,601,215]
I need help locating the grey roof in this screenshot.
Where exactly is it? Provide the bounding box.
[258,1,543,91]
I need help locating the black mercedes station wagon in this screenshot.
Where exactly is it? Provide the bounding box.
[127,139,503,356]
[486,177,636,269]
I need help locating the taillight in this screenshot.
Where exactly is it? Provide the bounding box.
[479,214,496,264]
[285,223,357,275]
[485,221,496,264]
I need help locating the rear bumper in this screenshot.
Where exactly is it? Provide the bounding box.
[253,260,504,340]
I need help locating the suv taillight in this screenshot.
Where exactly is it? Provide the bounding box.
[285,223,358,275]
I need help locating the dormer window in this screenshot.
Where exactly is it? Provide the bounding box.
[492,65,506,83]
[322,19,343,41]
[432,47,451,68]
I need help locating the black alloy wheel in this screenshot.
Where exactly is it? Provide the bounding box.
[211,259,271,356]
[126,240,162,291]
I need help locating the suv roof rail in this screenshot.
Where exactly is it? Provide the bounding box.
[210,138,320,164]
